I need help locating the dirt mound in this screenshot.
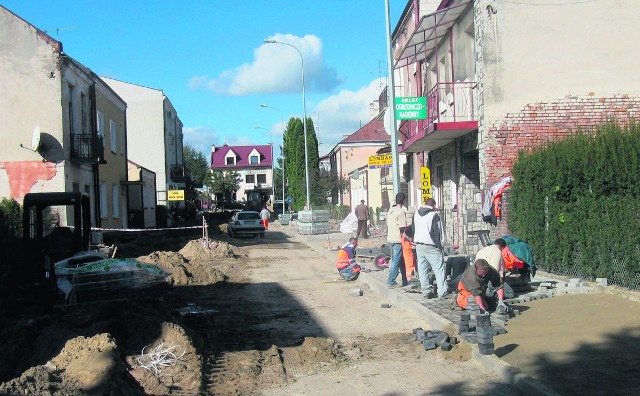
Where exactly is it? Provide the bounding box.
[179,239,235,261]
[137,250,228,285]
[127,322,202,395]
[0,333,140,396]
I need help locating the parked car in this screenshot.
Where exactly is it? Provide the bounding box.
[227,211,265,238]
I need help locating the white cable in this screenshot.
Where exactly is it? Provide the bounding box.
[137,343,186,376]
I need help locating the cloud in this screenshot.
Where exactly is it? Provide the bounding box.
[311,78,387,149]
[189,34,341,96]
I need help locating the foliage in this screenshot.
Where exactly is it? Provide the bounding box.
[273,157,286,203]
[183,144,210,187]
[282,117,321,210]
[205,169,241,200]
[509,122,640,287]
[0,198,22,239]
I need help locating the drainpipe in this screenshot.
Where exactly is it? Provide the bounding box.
[450,28,456,120]
[90,82,101,228]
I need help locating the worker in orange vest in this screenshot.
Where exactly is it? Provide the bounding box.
[336,237,361,281]
[455,259,507,313]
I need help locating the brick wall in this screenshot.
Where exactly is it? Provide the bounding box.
[485,92,640,183]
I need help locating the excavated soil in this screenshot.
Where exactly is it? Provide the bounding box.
[0,217,516,396]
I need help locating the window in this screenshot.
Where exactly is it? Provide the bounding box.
[100,182,107,219]
[112,184,120,218]
[257,174,267,184]
[245,174,255,184]
[96,111,105,147]
[72,183,80,192]
[110,120,117,152]
[226,156,235,165]
[250,155,259,164]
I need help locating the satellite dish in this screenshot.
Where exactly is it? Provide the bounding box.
[36,132,65,164]
[32,126,42,151]
[352,169,360,180]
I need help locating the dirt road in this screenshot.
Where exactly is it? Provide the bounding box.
[0,219,518,395]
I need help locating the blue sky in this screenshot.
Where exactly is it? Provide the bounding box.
[3,1,406,157]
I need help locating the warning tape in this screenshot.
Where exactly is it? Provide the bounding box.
[91,226,203,232]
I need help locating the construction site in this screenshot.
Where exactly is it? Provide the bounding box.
[0,210,639,396]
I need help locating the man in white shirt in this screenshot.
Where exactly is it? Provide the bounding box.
[386,193,407,288]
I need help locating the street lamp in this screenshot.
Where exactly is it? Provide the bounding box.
[253,126,272,144]
[260,104,286,216]
[263,38,311,210]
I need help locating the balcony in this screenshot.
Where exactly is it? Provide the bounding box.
[400,81,479,153]
[70,134,104,163]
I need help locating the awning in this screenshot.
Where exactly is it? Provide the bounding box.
[395,0,473,69]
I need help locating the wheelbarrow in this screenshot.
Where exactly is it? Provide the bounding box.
[355,244,392,270]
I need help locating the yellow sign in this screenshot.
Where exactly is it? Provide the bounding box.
[368,154,393,169]
[420,167,432,204]
[168,190,185,201]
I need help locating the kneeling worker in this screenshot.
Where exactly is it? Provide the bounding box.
[455,259,508,313]
[336,237,362,281]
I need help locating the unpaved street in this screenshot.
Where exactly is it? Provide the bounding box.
[0,219,518,395]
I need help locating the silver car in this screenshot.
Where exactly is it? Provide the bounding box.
[227,211,265,238]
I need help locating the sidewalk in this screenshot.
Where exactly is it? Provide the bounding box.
[284,226,562,396]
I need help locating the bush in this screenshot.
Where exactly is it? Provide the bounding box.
[510,122,640,288]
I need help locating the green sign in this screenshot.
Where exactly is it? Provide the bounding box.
[395,97,427,120]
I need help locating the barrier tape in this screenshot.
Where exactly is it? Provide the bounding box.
[91,226,203,232]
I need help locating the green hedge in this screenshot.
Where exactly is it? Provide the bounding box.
[510,122,640,288]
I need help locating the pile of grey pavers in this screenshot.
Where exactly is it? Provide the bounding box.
[412,327,458,351]
[457,297,507,355]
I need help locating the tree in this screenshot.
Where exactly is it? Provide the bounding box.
[282,117,320,211]
[205,169,241,201]
[183,144,209,187]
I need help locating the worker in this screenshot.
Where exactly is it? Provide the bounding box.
[336,237,362,281]
[259,205,270,230]
[402,220,418,283]
[455,259,508,313]
[475,239,505,276]
[494,238,525,272]
[413,198,446,298]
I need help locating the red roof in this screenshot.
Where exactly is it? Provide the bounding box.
[340,118,390,144]
[210,144,272,169]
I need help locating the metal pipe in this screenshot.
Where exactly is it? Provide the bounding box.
[259,104,286,215]
[384,0,401,195]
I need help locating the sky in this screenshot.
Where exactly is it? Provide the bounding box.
[3,0,407,158]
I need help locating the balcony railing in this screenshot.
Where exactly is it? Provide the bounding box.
[70,134,104,163]
[427,81,478,126]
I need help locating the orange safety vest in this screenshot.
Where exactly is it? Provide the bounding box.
[501,246,524,271]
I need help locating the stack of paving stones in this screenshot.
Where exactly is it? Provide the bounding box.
[475,313,494,355]
[412,327,458,352]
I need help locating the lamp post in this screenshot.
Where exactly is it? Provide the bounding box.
[263,38,311,210]
[259,104,286,216]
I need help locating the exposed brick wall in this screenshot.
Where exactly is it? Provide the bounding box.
[485,93,640,184]
[0,161,58,202]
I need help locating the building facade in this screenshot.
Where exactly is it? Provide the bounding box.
[210,144,274,209]
[102,78,185,218]
[0,6,127,228]
[391,0,640,254]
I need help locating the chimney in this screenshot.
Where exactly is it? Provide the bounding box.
[211,144,217,153]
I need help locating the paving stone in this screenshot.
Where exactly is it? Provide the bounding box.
[511,309,520,316]
[569,278,581,287]
[596,278,608,286]
[440,342,453,351]
[435,332,450,346]
[380,303,391,308]
[349,288,363,297]
[540,282,553,288]
[422,339,437,350]
[478,343,495,355]
[412,327,424,334]
[449,336,458,345]
[416,329,426,339]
